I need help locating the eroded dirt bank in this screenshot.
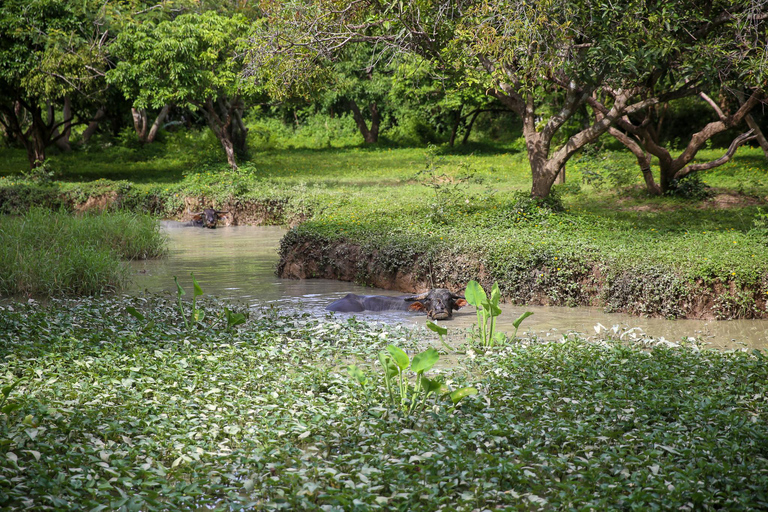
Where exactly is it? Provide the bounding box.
[278,231,768,321]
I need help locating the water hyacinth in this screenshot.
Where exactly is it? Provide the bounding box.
[0,296,766,510]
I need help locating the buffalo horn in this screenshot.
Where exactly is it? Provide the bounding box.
[403,291,430,301]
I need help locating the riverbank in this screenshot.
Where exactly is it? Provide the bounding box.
[1,296,766,510]
[1,143,767,317]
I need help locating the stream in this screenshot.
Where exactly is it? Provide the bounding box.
[128,222,768,350]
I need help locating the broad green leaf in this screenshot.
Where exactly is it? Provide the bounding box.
[464,280,487,308]
[225,308,246,329]
[125,306,145,321]
[411,348,439,374]
[191,272,204,297]
[378,351,399,379]
[489,303,502,317]
[450,386,478,404]
[192,309,205,322]
[347,365,367,386]
[386,345,410,370]
[513,311,534,329]
[490,282,501,307]
[426,321,447,336]
[1,379,22,398]
[173,276,186,297]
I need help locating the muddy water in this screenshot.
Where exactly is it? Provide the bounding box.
[128,222,768,350]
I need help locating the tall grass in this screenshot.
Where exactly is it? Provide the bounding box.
[0,209,166,297]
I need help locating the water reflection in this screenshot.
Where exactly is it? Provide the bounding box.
[128,222,768,350]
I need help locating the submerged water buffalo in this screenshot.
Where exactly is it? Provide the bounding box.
[191,209,228,228]
[326,288,468,320]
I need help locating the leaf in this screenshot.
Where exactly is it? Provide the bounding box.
[225,308,246,329]
[464,280,487,308]
[347,365,367,386]
[125,306,145,321]
[173,276,186,297]
[513,311,534,329]
[1,378,23,399]
[191,272,204,298]
[386,345,410,371]
[426,321,447,336]
[192,309,205,322]
[449,386,478,405]
[411,348,439,374]
[490,282,501,307]
[378,352,399,379]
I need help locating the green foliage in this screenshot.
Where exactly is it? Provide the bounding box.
[664,173,712,200]
[108,11,256,111]
[0,208,166,297]
[349,345,477,417]
[1,297,767,509]
[465,280,506,348]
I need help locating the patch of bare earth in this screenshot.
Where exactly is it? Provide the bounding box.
[621,190,766,212]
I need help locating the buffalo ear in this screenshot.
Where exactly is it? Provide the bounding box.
[192,214,203,221]
[408,302,426,312]
[454,298,468,309]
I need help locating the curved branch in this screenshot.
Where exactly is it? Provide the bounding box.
[675,130,757,179]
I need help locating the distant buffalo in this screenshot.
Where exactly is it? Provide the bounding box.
[326,288,467,320]
[190,209,228,228]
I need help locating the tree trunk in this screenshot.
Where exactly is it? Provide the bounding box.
[147,105,171,143]
[132,105,170,143]
[461,109,481,145]
[349,99,378,143]
[132,107,148,141]
[199,96,243,169]
[448,106,462,147]
[605,126,661,195]
[53,97,72,152]
[81,108,105,143]
[745,113,768,159]
[554,165,566,185]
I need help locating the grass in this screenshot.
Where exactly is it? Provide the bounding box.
[1,131,767,315]
[0,296,766,510]
[0,208,167,297]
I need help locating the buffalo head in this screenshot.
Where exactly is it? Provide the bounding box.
[404,288,467,320]
[191,208,228,228]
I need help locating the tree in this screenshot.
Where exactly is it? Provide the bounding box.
[0,0,107,168]
[601,91,762,194]
[108,11,258,167]
[251,0,766,198]
[323,45,393,144]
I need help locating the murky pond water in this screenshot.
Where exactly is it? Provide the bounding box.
[128,222,768,350]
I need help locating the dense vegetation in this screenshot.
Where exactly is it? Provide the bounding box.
[0,209,165,297]
[1,297,766,510]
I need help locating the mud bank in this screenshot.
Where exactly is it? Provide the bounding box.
[278,231,768,321]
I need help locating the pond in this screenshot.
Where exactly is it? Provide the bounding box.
[128,222,768,350]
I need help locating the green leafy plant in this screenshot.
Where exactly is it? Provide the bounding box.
[173,273,205,330]
[465,280,503,348]
[0,378,23,417]
[512,311,534,340]
[426,320,454,353]
[348,345,477,416]
[223,307,247,332]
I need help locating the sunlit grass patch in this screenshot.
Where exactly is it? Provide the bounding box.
[0,209,166,297]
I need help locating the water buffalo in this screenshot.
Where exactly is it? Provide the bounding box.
[326,288,468,320]
[191,209,228,228]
